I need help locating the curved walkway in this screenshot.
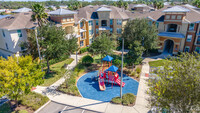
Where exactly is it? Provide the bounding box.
[34,54,152,113]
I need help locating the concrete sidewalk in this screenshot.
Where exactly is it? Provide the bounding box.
[34,56,151,113]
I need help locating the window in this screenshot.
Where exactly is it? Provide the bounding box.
[195,47,200,53]
[171,15,176,19]
[117,19,122,25]
[80,22,83,28]
[81,32,83,37]
[110,28,113,34]
[89,20,93,26]
[96,29,99,34]
[101,20,107,26]
[184,46,190,52]
[186,35,192,42]
[89,30,93,35]
[166,15,170,19]
[148,21,152,26]
[189,23,195,31]
[5,43,9,50]
[156,22,159,28]
[117,28,122,34]
[2,30,5,37]
[96,20,98,25]
[80,41,84,47]
[21,46,25,51]
[197,36,200,45]
[177,15,182,19]
[17,30,22,37]
[89,38,93,44]
[110,19,113,25]
[167,24,177,32]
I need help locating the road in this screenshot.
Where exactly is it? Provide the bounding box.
[38,101,101,113]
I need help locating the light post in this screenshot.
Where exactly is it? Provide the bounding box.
[120,38,124,98]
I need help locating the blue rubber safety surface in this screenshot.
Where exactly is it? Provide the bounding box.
[77,71,139,102]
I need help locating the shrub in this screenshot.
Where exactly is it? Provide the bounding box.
[122,93,136,106]
[12,110,28,113]
[0,102,11,113]
[130,71,137,77]
[18,92,49,110]
[79,47,89,54]
[82,55,93,65]
[136,67,141,74]
[111,97,122,104]
[57,71,80,96]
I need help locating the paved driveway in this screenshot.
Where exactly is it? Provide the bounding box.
[38,101,100,113]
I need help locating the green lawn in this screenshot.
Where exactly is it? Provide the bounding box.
[0,102,11,113]
[41,58,74,86]
[149,60,167,67]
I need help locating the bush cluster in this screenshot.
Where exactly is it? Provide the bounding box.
[57,71,80,96]
[111,93,136,106]
[82,55,93,65]
[79,47,89,54]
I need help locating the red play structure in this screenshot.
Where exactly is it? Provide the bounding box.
[98,55,125,91]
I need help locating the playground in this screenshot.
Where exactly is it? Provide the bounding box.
[77,55,139,102]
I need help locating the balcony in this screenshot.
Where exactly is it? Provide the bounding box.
[99,26,110,31]
[158,32,185,38]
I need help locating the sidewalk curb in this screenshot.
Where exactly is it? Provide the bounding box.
[34,100,51,113]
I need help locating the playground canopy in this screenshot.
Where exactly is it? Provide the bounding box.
[102,55,113,62]
[106,65,118,72]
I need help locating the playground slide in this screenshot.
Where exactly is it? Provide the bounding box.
[115,78,125,87]
[98,78,106,91]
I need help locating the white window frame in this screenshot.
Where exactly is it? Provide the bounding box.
[166,15,170,19]
[80,41,84,47]
[186,35,192,42]
[117,19,122,25]
[171,15,176,20]
[189,23,195,31]
[177,15,182,19]
[117,28,122,34]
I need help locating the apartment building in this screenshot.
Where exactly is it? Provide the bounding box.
[0,12,37,57]
[48,5,134,48]
[139,5,200,54]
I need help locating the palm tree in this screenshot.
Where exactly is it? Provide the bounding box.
[117,0,124,8]
[112,2,117,7]
[193,0,200,8]
[124,2,128,10]
[31,4,48,27]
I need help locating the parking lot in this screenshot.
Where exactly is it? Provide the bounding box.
[38,101,101,113]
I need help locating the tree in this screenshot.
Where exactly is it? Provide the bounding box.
[31,3,48,27]
[148,53,200,112]
[88,33,116,60]
[0,56,44,106]
[112,2,117,7]
[82,55,94,65]
[48,6,54,11]
[124,2,128,10]
[38,24,78,73]
[193,0,200,8]
[122,18,158,55]
[117,0,124,8]
[126,41,145,69]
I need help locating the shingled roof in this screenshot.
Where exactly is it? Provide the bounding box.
[0,12,37,30]
[48,8,77,15]
[12,7,32,13]
[76,5,131,21]
[137,5,200,23]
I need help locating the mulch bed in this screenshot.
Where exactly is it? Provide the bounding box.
[9,101,34,113]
